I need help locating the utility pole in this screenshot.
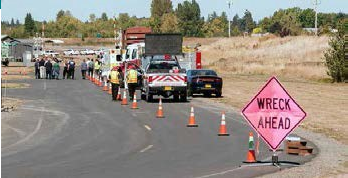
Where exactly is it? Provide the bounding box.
[227,0,232,38]
[113,16,117,49]
[312,0,321,36]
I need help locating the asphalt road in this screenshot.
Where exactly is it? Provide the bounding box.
[1,71,315,178]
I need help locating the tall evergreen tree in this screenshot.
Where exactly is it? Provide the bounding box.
[176,0,204,36]
[242,10,255,33]
[10,18,15,27]
[24,13,36,36]
[101,12,108,21]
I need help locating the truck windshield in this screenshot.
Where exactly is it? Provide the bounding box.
[148,62,179,70]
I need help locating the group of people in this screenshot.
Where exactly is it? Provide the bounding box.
[34,57,62,80]
[108,65,139,101]
[34,56,140,102]
[34,57,76,80]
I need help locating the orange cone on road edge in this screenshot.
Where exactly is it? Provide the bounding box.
[108,84,112,94]
[131,93,139,109]
[218,112,229,136]
[116,87,121,100]
[121,89,128,105]
[243,132,257,163]
[156,98,164,118]
[103,81,108,91]
[99,78,103,87]
[94,76,98,85]
[187,106,198,127]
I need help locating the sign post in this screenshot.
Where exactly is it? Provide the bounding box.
[241,76,306,167]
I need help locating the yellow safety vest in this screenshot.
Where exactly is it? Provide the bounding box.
[127,69,137,83]
[94,62,100,70]
[110,70,120,84]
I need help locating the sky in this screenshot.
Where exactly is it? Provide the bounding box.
[1,0,347,23]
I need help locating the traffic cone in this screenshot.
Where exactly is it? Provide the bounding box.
[99,78,103,87]
[244,132,257,163]
[116,86,121,100]
[218,112,229,136]
[108,84,112,95]
[187,106,198,127]
[131,93,139,109]
[94,75,98,85]
[156,98,164,118]
[103,81,108,91]
[19,70,22,75]
[121,89,128,105]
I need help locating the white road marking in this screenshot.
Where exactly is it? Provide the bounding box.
[139,145,153,153]
[144,125,152,131]
[194,167,243,178]
[43,80,47,90]
[2,108,44,151]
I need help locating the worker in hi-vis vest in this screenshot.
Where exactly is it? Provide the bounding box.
[126,65,138,100]
[109,66,121,101]
[94,59,101,79]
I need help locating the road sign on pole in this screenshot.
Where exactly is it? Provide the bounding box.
[241,76,306,151]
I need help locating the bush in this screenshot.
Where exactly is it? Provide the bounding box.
[323,20,345,82]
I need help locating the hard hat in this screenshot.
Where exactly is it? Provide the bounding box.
[112,66,118,71]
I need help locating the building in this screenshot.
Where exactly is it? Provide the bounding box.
[1,35,33,62]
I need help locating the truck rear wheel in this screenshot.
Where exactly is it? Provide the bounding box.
[180,91,187,102]
[146,94,153,102]
[173,93,180,102]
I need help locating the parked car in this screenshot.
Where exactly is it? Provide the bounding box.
[94,49,105,56]
[187,69,222,97]
[63,49,80,56]
[43,50,59,57]
[80,49,95,55]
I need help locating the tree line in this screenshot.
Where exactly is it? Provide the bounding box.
[1,0,346,38]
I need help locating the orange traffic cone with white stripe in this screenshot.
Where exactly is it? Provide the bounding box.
[94,75,98,85]
[116,87,121,100]
[218,112,229,136]
[243,132,257,163]
[131,93,139,109]
[108,84,112,95]
[187,106,198,127]
[103,81,108,91]
[121,89,128,105]
[156,98,164,118]
[99,78,103,87]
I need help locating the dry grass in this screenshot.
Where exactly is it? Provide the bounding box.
[200,36,348,145]
[201,35,330,80]
[210,74,348,145]
[1,75,33,80]
[1,97,23,110]
[1,83,30,88]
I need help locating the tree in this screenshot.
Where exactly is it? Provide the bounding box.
[150,0,173,32]
[89,14,96,22]
[56,10,65,20]
[151,0,173,18]
[299,8,315,28]
[176,0,204,37]
[323,20,345,82]
[203,12,228,37]
[101,12,108,21]
[16,19,20,26]
[242,10,255,33]
[160,13,179,33]
[24,13,36,36]
[10,18,15,27]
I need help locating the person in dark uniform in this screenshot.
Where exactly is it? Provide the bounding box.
[45,59,53,79]
[34,59,40,79]
[63,60,69,79]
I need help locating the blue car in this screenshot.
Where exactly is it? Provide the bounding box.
[187,69,223,97]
